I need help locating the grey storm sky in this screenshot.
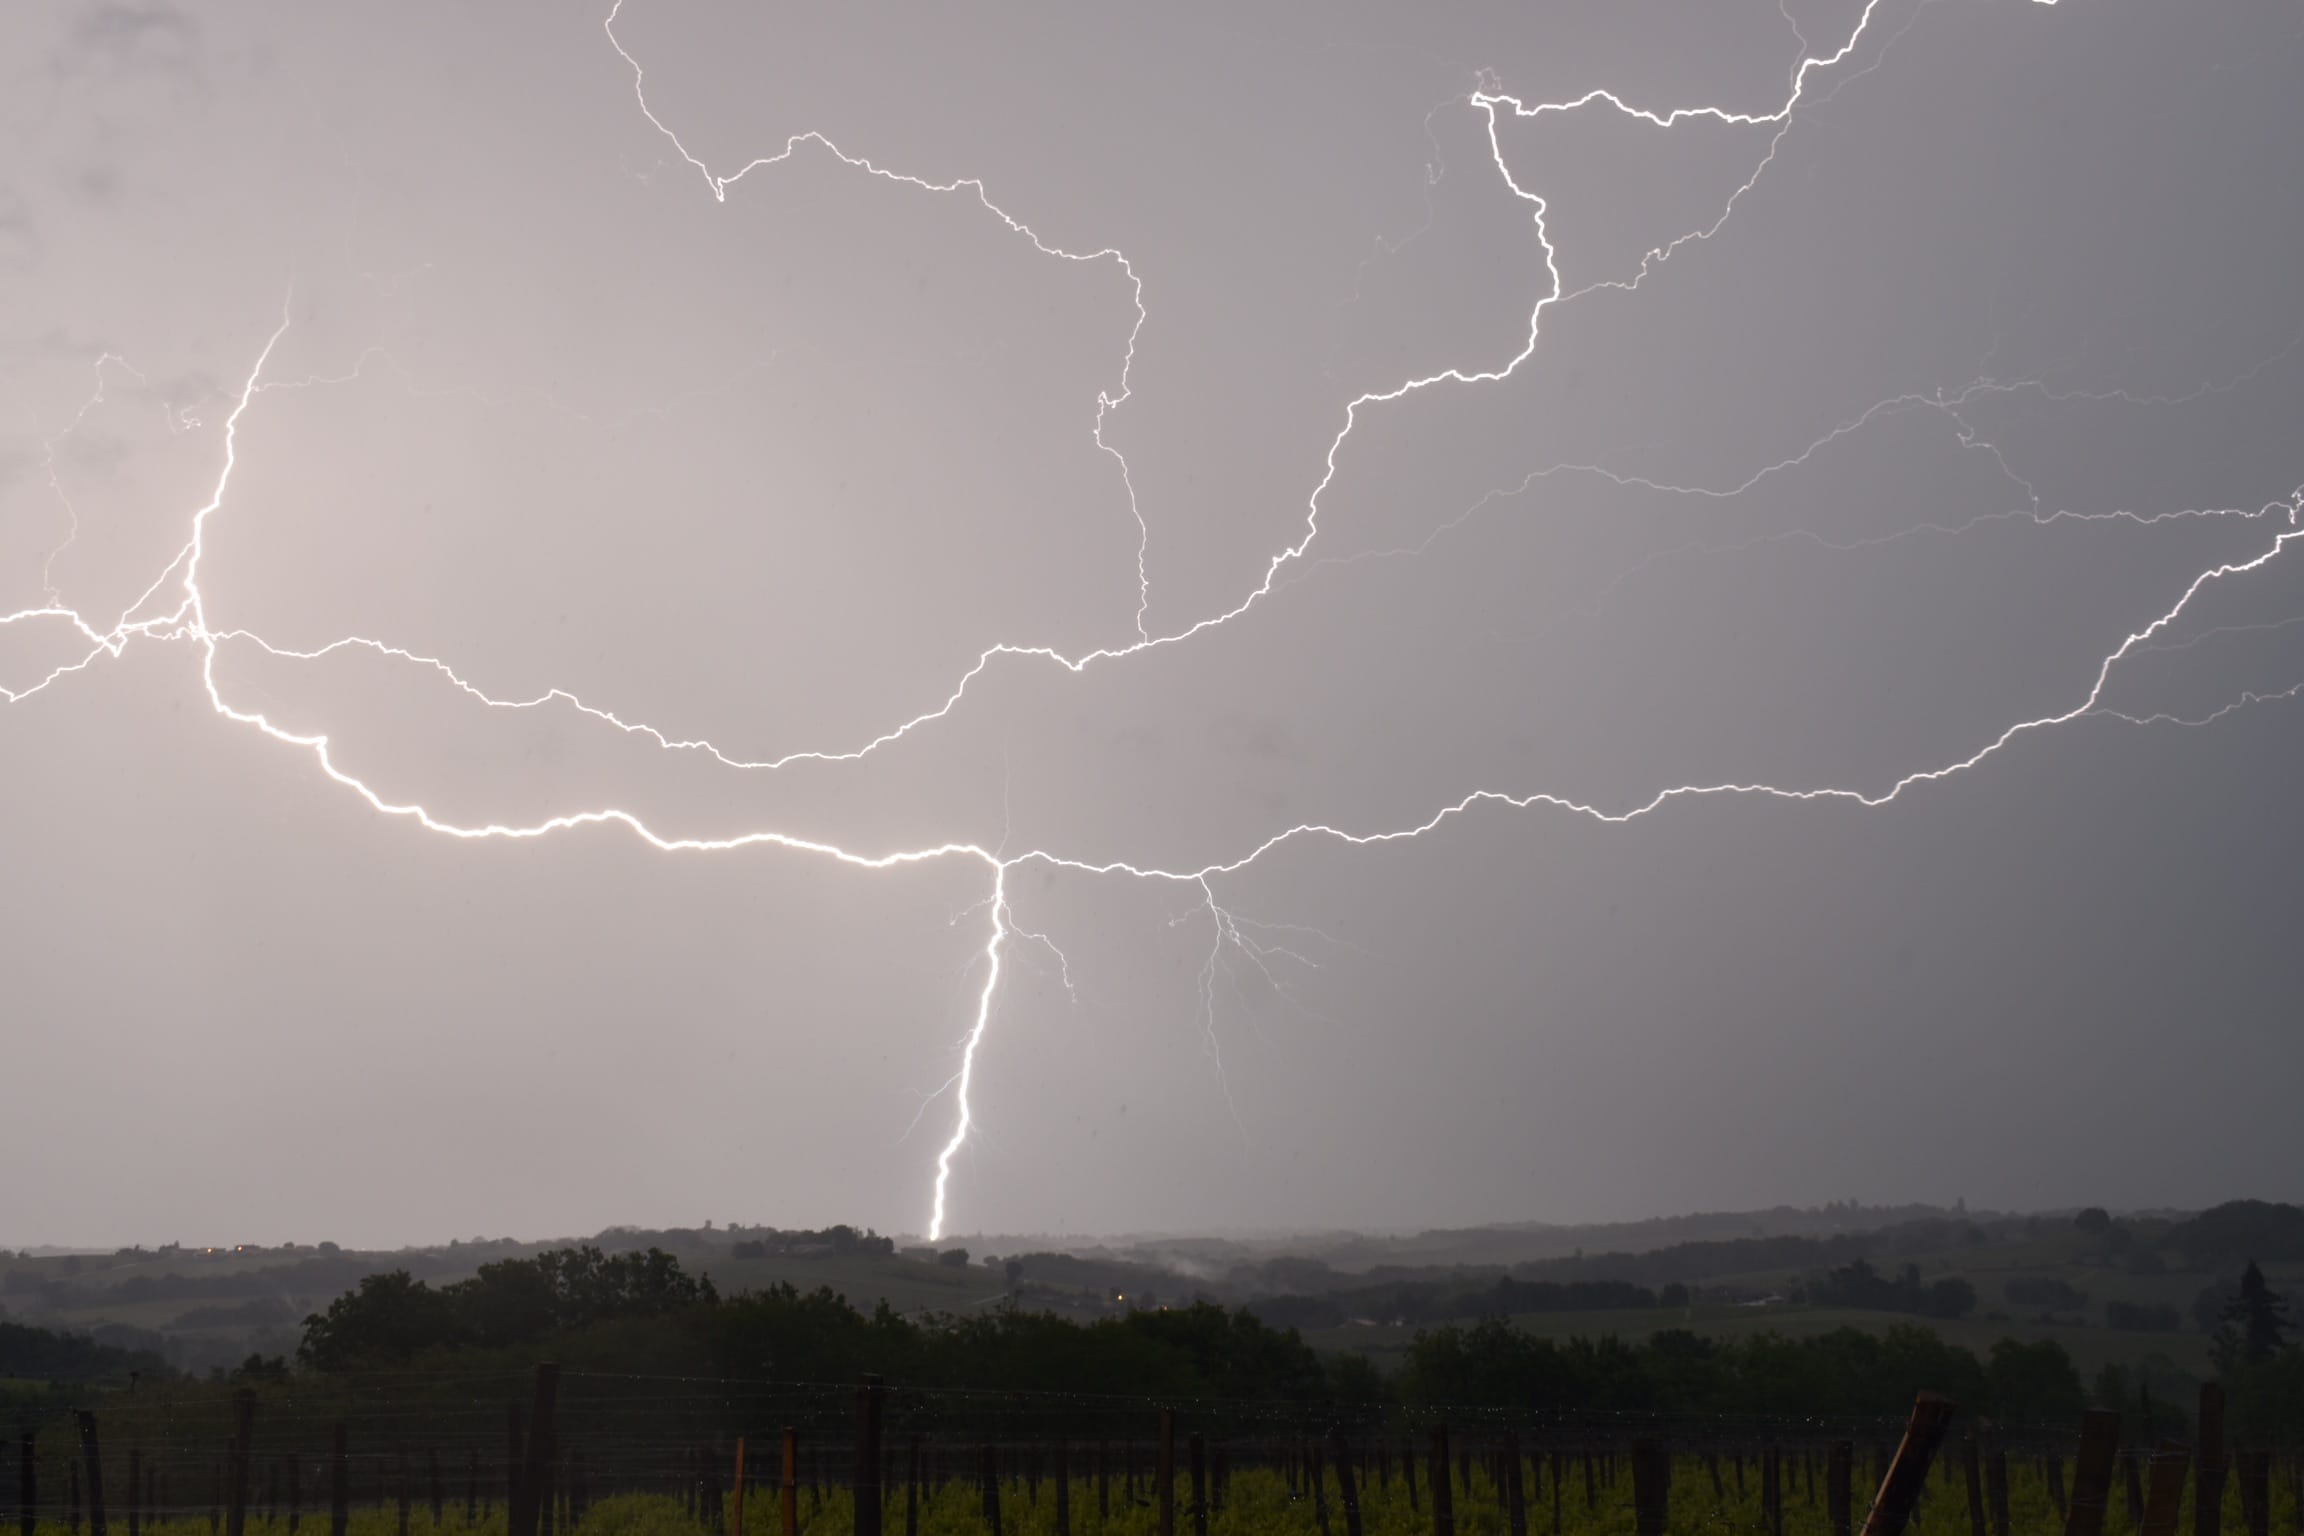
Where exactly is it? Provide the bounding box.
[4,0,2302,1250]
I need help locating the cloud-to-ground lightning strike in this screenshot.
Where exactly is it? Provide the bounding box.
[17,0,2300,1243]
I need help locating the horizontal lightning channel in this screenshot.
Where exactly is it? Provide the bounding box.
[22,0,2290,1246]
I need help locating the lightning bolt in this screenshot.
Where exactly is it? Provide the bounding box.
[24,0,2300,1248]
[928,862,1008,1242]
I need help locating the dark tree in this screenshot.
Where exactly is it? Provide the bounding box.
[299,1247,715,1368]
[298,1273,463,1369]
[1984,1338,2086,1426]
[2166,1202,2304,1267]
[1808,1259,1974,1320]
[2213,1261,2291,1372]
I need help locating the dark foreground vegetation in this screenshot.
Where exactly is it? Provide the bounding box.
[12,1201,2303,1380]
[274,1246,2293,1432]
[8,1218,2304,1536]
[7,1240,2302,1445]
[4,1434,2301,1536]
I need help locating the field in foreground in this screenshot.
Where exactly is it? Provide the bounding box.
[18,1452,2298,1536]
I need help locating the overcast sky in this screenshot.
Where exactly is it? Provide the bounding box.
[4,0,2302,1251]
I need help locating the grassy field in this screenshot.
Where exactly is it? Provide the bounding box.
[21,1454,2296,1536]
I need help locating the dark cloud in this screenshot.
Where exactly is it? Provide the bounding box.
[66,4,198,69]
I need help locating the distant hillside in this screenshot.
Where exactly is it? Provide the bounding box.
[0,1224,1014,1374]
[984,1202,1980,1278]
[2162,1200,2304,1266]
[0,1316,173,1402]
[9,1201,2299,1383]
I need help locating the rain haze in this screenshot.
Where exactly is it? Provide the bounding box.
[5,0,2303,1251]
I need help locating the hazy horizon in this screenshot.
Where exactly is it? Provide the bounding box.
[9,1194,2276,1259]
